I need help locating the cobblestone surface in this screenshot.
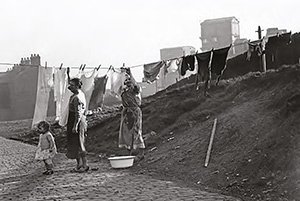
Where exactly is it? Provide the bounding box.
[0,137,241,201]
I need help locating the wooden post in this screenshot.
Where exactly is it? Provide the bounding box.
[204,118,218,167]
[256,26,262,40]
[261,53,266,72]
[256,26,266,72]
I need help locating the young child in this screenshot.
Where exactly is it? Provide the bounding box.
[35,121,57,175]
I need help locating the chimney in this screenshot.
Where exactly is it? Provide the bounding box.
[23,57,30,65]
[30,54,41,66]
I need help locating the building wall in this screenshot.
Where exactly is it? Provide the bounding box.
[0,54,55,121]
[0,73,12,120]
[200,17,241,57]
[160,46,196,60]
[266,28,287,38]
[8,65,39,120]
[229,38,249,59]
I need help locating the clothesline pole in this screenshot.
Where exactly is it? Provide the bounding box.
[256,26,267,72]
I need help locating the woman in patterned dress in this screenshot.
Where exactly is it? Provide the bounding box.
[66,77,89,172]
[119,68,145,159]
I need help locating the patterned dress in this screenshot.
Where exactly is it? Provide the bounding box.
[35,132,57,161]
[119,84,145,150]
[66,90,87,159]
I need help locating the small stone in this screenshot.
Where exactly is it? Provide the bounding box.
[150,147,157,152]
[263,189,273,194]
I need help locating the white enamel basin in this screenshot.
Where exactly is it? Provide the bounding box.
[108,156,135,168]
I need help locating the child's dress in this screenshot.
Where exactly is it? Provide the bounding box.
[35,132,57,161]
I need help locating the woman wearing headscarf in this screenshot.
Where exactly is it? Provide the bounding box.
[119,68,145,160]
[66,77,89,172]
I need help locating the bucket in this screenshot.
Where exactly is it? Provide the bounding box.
[108,156,135,168]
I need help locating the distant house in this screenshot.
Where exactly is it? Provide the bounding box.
[160,46,196,61]
[0,55,55,121]
[200,16,247,57]
[140,46,196,97]
[266,27,287,38]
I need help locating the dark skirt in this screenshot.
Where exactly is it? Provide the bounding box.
[66,111,86,159]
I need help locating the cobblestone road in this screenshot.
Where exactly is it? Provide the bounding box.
[0,137,241,201]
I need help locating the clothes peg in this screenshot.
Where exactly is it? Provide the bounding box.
[79,64,83,71]
[81,64,86,71]
[67,67,70,82]
[45,61,47,69]
[96,64,101,71]
[105,65,112,75]
[111,65,116,72]
[59,63,63,70]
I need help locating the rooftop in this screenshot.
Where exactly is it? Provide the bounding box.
[201,16,239,25]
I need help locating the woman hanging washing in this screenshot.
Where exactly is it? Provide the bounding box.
[119,68,145,160]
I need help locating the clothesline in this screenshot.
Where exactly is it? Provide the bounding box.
[0,39,260,69]
[0,63,143,69]
[0,62,15,66]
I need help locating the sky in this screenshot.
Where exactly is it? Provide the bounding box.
[0,0,300,80]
